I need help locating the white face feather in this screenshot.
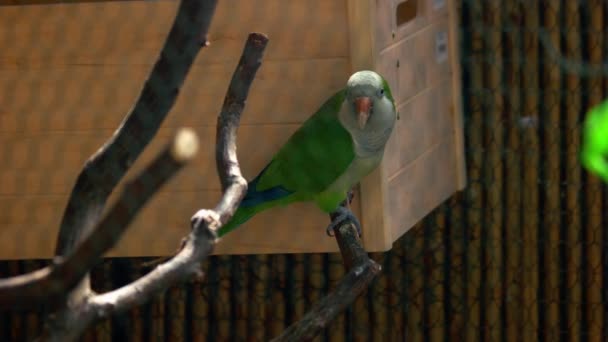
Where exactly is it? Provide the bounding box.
[339,71,396,157]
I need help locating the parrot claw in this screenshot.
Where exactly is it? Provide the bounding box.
[326,206,362,237]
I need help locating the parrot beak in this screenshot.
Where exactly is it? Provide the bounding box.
[355,97,372,129]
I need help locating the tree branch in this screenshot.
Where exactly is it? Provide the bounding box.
[47,0,218,322]
[54,0,219,257]
[0,129,198,311]
[272,199,382,342]
[91,32,269,316]
[39,32,269,341]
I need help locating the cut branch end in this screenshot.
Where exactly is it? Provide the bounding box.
[172,128,200,162]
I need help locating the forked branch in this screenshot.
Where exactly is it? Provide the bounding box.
[90,32,269,317]
[40,32,269,341]
[0,129,198,310]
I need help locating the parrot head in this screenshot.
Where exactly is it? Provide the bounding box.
[342,70,396,135]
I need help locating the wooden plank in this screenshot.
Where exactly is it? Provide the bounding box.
[405,224,425,342]
[373,0,395,53]
[191,277,209,342]
[23,260,43,340]
[268,255,286,338]
[377,19,451,106]
[213,256,230,340]
[127,261,145,341]
[446,195,465,340]
[384,250,403,339]
[426,209,446,341]
[584,2,604,341]
[166,285,185,341]
[351,277,369,341]
[328,252,346,341]
[368,252,388,341]
[503,1,523,340]
[375,0,442,53]
[384,81,453,178]
[230,256,248,341]
[246,255,266,342]
[464,1,483,338]
[447,0,466,190]
[0,59,351,132]
[521,3,540,339]
[347,0,375,70]
[541,4,562,340]
[292,254,306,324]
[561,2,583,341]
[0,0,350,64]
[0,0,132,5]
[0,124,324,195]
[387,137,459,245]
[482,2,503,340]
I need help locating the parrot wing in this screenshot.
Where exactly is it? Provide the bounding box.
[218,89,355,236]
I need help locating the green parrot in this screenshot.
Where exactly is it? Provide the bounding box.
[216,70,397,237]
[581,99,608,182]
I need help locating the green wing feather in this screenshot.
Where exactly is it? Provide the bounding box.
[218,89,355,236]
[581,99,608,181]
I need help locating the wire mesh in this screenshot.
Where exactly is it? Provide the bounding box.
[1,0,608,341]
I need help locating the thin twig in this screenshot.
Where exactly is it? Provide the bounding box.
[0,129,198,310]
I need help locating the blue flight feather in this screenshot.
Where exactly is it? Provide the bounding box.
[239,166,293,208]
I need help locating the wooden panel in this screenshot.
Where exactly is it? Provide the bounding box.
[521,2,540,338]
[377,16,451,106]
[0,125,299,195]
[383,80,453,177]
[447,0,466,189]
[0,60,351,132]
[375,0,438,53]
[387,137,458,243]
[0,123,370,258]
[424,0,449,20]
[0,0,349,64]
[0,0,464,257]
[0,194,364,259]
[376,9,460,246]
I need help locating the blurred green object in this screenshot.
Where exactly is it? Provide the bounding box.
[581,99,608,182]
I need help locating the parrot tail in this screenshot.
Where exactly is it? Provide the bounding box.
[217,167,294,237]
[217,206,256,237]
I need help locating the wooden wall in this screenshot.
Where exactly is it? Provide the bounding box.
[0,0,356,257]
[0,0,466,258]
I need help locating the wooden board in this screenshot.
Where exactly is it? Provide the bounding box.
[373,2,462,248]
[0,0,465,258]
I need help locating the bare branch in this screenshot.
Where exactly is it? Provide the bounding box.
[0,129,199,311]
[272,203,382,341]
[92,31,268,313]
[54,0,219,257]
[39,33,268,340]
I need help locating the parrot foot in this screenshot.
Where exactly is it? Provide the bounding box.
[326,206,362,237]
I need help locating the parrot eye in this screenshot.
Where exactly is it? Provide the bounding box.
[377,88,384,97]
